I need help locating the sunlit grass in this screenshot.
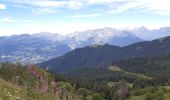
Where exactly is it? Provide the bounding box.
[108,66,152,80]
[0,79,27,100]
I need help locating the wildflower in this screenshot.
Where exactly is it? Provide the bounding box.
[40,74,44,81]
[41,85,48,92]
[55,88,61,96]
[51,80,56,87]
[31,70,36,77]
[40,81,49,93]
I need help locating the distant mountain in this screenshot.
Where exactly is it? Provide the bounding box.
[65,28,143,48]
[40,36,170,72]
[0,33,71,64]
[132,26,170,40]
[2,27,170,64]
[0,28,144,63]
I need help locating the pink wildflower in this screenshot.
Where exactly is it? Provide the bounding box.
[40,81,49,93]
[40,75,44,81]
[43,85,48,92]
[55,88,61,96]
[31,70,36,77]
[51,80,56,87]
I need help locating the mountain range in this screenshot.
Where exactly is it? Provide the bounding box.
[40,36,170,72]
[1,27,170,64]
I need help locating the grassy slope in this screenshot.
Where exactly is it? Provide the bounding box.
[108,66,152,80]
[0,79,82,100]
[0,79,58,100]
[162,86,170,100]
[0,79,27,100]
[108,66,170,100]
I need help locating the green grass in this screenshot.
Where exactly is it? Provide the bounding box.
[108,66,152,80]
[107,81,116,87]
[108,66,152,88]
[129,92,170,100]
[0,79,57,100]
[108,66,122,72]
[0,79,27,100]
[107,81,133,88]
[162,86,170,90]
[128,95,144,100]
[0,79,82,100]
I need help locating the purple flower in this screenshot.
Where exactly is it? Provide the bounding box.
[43,85,48,92]
[55,88,61,96]
[51,80,56,87]
[41,82,49,92]
[40,75,44,81]
[31,70,36,77]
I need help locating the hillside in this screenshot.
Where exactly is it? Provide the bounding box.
[64,54,170,100]
[0,79,27,100]
[40,36,170,72]
[1,53,170,100]
[64,54,170,81]
[0,63,110,100]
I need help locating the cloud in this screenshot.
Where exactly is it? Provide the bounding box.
[22,19,36,23]
[2,0,131,10]
[0,3,6,9]
[107,0,145,14]
[71,13,101,18]
[145,0,170,15]
[32,8,59,14]
[106,0,170,15]
[3,0,170,15]
[4,0,85,14]
[0,17,15,23]
[68,1,84,9]
[4,0,83,9]
[4,0,66,7]
[87,0,128,4]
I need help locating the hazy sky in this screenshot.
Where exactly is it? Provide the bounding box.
[1,0,170,36]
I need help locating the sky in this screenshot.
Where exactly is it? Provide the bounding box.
[1,0,170,36]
